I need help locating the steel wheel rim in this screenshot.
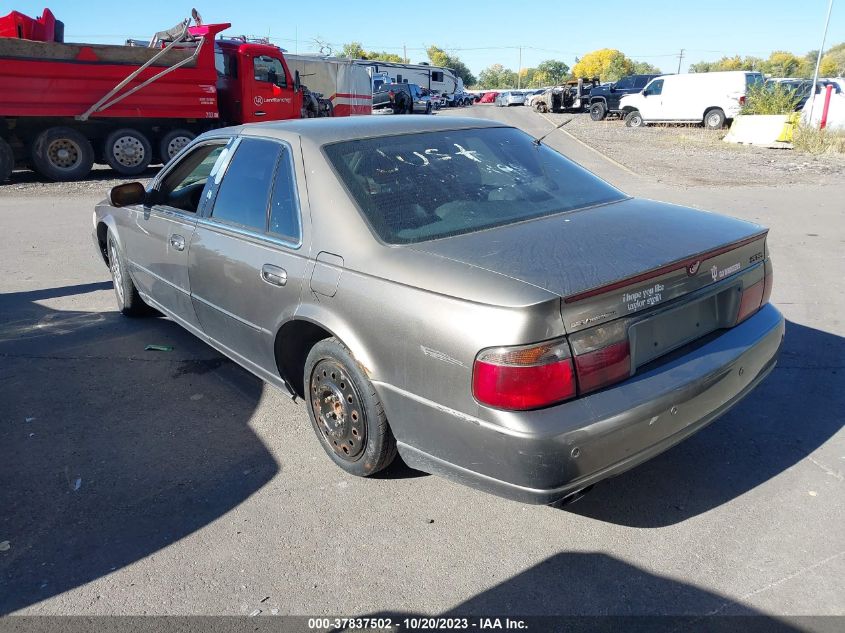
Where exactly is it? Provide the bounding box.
[166,136,191,160]
[47,138,82,170]
[109,243,124,304]
[310,359,366,461]
[112,136,146,167]
[707,113,720,127]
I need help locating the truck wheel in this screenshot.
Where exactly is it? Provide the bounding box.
[304,338,397,477]
[159,129,195,165]
[590,102,607,121]
[31,127,94,181]
[104,129,153,176]
[0,137,13,182]
[624,110,644,128]
[535,102,547,113]
[704,108,726,129]
[425,102,432,115]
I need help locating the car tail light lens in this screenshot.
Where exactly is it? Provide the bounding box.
[736,278,765,324]
[473,338,575,410]
[568,319,632,394]
[761,259,773,306]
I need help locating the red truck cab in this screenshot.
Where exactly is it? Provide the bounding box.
[215,40,302,125]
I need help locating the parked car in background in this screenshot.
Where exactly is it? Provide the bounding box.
[532,78,601,113]
[766,78,843,111]
[620,71,764,129]
[95,116,782,505]
[525,88,548,109]
[588,74,661,120]
[496,91,527,106]
[372,83,432,114]
[478,91,499,104]
[428,89,447,109]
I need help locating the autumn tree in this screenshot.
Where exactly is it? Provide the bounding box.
[572,49,633,81]
[426,46,477,87]
[338,41,403,63]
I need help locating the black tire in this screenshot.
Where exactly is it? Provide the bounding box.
[535,102,547,113]
[425,102,432,115]
[107,232,151,317]
[304,338,397,477]
[0,137,13,183]
[104,128,153,176]
[704,108,726,129]
[624,110,644,128]
[30,127,94,181]
[589,102,607,121]
[158,129,195,165]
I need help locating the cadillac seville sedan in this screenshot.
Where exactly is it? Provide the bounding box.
[93,116,784,505]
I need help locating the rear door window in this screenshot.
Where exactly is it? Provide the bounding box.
[210,138,281,231]
[268,147,301,242]
[615,77,634,90]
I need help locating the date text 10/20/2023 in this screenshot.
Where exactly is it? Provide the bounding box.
[307,617,529,630]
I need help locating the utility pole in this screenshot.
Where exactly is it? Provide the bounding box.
[403,44,407,64]
[517,46,522,89]
[808,0,835,125]
[677,49,685,74]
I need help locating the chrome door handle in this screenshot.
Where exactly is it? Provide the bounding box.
[169,234,186,251]
[254,111,267,116]
[261,264,287,287]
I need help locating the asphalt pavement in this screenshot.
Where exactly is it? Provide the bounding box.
[1,106,843,619]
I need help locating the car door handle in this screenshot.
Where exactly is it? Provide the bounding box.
[254,111,267,116]
[169,234,186,251]
[261,264,287,287]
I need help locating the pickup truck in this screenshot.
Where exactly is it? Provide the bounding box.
[588,74,660,120]
[372,83,431,114]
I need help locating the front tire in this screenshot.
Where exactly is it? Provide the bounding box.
[107,232,151,317]
[590,102,607,121]
[704,108,726,129]
[31,127,94,181]
[305,338,397,477]
[624,110,644,128]
[104,128,153,176]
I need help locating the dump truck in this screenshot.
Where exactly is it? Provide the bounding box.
[0,8,360,181]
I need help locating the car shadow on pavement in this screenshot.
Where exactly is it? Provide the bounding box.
[0,282,278,615]
[363,552,804,628]
[566,319,843,528]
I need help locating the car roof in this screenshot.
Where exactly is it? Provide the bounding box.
[236,115,506,145]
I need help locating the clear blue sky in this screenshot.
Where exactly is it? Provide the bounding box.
[10,0,843,74]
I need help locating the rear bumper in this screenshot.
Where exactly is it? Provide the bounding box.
[378,304,784,505]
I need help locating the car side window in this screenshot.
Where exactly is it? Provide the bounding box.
[615,77,633,90]
[634,76,649,90]
[268,147,301,242]
[645,79,664,96]
[210,138,281,231]
[157,143,229,213]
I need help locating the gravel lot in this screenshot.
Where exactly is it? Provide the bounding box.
[541,111,845,187]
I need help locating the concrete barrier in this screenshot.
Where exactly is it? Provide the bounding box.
[724,114,797,148]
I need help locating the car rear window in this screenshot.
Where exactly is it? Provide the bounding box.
[323,127,625,244]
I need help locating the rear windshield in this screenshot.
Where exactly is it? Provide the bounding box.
[323,127,625,244]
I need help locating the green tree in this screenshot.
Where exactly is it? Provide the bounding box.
[426,46,476,87]
[478,63,517,89]
[632,60,662,74]
[535,59,570,84]
[338,41,404,63]
[764,51,802,77]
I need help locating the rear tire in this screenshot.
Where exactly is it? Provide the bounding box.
[590,102,607,121]
[0,137,13,182]
[104,128,153,176]
[624,110,644,128]
[30,127,94,181]
[704,108,726,129]
[158,129,195,165]
[304,338,397,477]
[107,232,152,317]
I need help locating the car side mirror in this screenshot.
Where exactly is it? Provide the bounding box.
[294,70,301,92]
[642,91,649,97]
[109,182,146,207]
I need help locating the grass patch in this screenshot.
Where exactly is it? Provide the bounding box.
[793,126,845,154]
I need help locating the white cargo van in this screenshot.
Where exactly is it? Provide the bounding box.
[619,71,764,129]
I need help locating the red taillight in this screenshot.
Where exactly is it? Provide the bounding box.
[472,339,576,410]
[568,319,632,394]
[574,340,631,394]
[739,95,746,106]
[736,278,765,324]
